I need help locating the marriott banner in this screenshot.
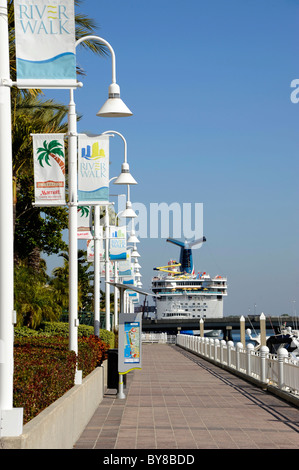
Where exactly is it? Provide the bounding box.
[14,0,76,88]
[32,134,66,206]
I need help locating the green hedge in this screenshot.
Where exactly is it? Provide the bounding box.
[14,336,77,424]
[13,326,112,424]
[15,322,115,348]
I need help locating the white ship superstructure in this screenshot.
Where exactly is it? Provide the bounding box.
[152,238,227,320]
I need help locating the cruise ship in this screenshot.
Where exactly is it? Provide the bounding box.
[152,238,227,320]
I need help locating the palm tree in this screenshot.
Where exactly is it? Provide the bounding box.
[37,139,65,175]
[14,265,62,328]
[49,249,94,312]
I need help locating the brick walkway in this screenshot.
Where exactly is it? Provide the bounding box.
[74,343,299,449]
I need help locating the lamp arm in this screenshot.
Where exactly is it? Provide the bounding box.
[75,35,116,84]
[101,130,127,163]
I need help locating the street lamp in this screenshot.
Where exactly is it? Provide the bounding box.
[68,35,132,382]
[0,0,23,436]
[99,132,137,331]
[75,36,132,118]
[102,130,137,185]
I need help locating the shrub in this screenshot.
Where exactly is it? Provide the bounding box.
[13,336,77,424]
[13,333,110,423]
[78,335,110,377]
[37,322,115,347]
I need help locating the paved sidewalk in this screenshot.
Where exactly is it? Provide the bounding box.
[74,343,299,449]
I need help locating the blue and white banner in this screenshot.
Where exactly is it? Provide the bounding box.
[78,134,109,203]
[118,252,133,277]
[14,0,76,88]
[109,225,126,260]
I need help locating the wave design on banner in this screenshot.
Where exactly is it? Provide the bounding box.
[77,186,109,201]
[110,253,127,260]
[16,52,76,79]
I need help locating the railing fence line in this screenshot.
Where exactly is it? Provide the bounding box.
[176,334,299,397]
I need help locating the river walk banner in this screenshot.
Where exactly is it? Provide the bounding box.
[118,251,133,278]
[14,0,77,88]
[32,134,66,205]
[78,134,109,203]
[109,225,126,260]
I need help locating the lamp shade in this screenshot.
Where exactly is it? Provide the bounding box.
[130,245,140,257]
[127,229,139,244]
[96,83,132,118]
[119,201,137,218]
[114,162,137,185]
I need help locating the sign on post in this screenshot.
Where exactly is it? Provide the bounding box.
[32,134,66,205]
[118,312,142,375]
[14,0,77,88]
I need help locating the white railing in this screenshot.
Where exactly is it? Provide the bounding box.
[176,334,299,396]
[142,332,176,344]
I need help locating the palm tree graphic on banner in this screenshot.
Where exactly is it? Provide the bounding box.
[37,139,65,175]
[77,206,90,217]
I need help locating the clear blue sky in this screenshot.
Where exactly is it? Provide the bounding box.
[46,0,299,317]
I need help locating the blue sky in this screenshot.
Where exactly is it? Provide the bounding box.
[46,0,299,317]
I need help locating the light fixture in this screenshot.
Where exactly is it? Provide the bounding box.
[119,200,137,218]
[130,245,140,257]
[97,83,132,117]
[127,229,139,244]
[114,162,137,185]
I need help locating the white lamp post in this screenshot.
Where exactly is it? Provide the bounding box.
[0,0,23,436]
[68,35,132,378]
[99,132,137,331]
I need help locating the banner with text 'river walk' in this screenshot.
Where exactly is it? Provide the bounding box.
[32,134,66,205]
[78,134,109,203]
[14,0,76,88]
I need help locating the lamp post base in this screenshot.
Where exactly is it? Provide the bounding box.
[0,408,23,437]
[117,373,126,399]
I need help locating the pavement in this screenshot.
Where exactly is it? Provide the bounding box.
[74,343,299,450]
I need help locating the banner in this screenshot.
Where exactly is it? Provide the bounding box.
[78,134,109,203]
[118,252,133,278]
[87,239,94,262]
[100,261,114,278]
[32,134,65,205]
[86,232,104,262]
[14,0,76,88]
[77,206,93,239]
[109,225,126,260]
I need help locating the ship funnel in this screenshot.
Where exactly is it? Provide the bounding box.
[166,237,206,274]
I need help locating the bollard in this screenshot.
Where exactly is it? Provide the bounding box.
[240,316,246,348]
[278,347,288,390]
[236,342,243,371]
[200,318,204,337]
[260,313,267,347]
[246,343,254,376]
[260,345,269,384]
